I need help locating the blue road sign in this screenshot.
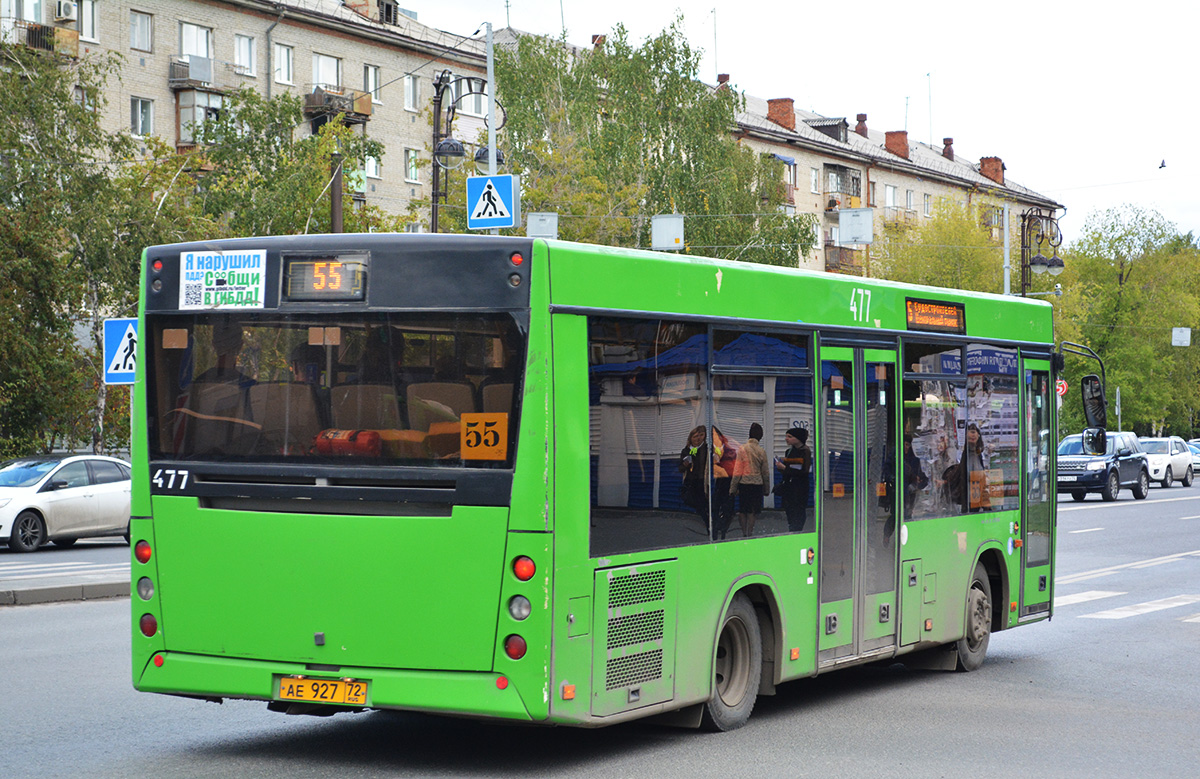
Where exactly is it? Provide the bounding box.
[466,175,519,230]
[104,318,138,385]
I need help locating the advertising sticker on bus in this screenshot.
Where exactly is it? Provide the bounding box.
[178,250,267,309]
[461,412,508,460]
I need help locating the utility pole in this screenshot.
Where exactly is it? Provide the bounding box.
[330,141,343,232]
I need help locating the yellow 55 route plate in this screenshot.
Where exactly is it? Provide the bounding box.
[278,676,368,705]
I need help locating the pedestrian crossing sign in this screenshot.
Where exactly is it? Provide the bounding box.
[466,174,519,230]
[104,318,138,385]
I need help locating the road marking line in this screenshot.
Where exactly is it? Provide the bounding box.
[1182,613,1200,623]
[1058,550,1200,584]
[1181,515,1200,520]
[0,562,92,571]
[1131,558,1184,569]
[1069,527,1104,534]
[1059,494,1200,511]
[1054,590,1125,607]
[0,564,130,582]
[1080,594,1200,620]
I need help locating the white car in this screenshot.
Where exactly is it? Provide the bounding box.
[0,455,131,553]
[1138,437,1193,488]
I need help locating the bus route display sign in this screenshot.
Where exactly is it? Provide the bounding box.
[905,298,966,334]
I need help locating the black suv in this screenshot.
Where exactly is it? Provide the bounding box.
[1057,431,1150,502]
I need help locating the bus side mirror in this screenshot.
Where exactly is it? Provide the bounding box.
[1081,428,1106,456]
[1080,374,1107,430]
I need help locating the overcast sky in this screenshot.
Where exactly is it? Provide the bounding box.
[416,1,1195,246]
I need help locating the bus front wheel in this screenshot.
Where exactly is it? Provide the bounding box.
[700,593,761,731]
[955,563,992,672]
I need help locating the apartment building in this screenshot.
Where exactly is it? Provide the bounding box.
[735,86,1061,273]
[2,0,487,222]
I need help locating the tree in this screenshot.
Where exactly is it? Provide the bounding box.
[195,89,408,236]
[0,42,134,455]
[429,21,816,264]
[1055,206,1200,436]
[872,199,1007,292]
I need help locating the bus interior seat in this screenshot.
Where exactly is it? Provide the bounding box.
[481,383,514,413]
[331,384,404,431]
[407,382,476,431]
[248,382,324,455]
[178,382,260,455]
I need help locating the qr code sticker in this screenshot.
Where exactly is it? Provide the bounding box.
[183,284,202,306]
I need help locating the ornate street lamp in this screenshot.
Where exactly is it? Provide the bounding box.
[1020,207,1064,296]
[429,69,507,232]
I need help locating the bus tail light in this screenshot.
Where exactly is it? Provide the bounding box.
[139,613,158,637]
[513,556,535,581]
[135,540,152,564]
[508,595,532,621]
[136,577,154,601]
[510,252,524,267]
[504,634,527,659]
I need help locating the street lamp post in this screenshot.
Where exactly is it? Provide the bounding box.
[429,49,507,233]
[1019,207,1064,296]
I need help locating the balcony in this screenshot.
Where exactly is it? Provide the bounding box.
[304,85,372,125]
[882,207,918,226]
[168,56,249,91]
[1,19,79,57]
[823,191,862,215]
[824,245,863,275]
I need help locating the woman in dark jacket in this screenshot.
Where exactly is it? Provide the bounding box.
[679,425,709,522]
[776,427,812,532]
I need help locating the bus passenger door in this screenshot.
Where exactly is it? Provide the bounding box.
[1021,366,1053,617]
[818,347,898,667]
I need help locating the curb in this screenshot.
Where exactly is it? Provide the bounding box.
[0,581,130,607]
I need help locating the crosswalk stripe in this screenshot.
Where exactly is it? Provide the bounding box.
[1182,613,1200,623]
[1058,549,1200,584]
[1054,590,1125,607]
[1080,594,1200,620]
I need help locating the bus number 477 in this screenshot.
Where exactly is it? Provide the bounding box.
[152,468,190,490]
[850,288,872,324]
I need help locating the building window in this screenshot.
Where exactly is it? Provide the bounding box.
[234,34,255,76]
[77,0,98,42]
[365,155,381,179]
[404,148,420,183]
[885,184,897,208]
[810,168,819,194]
[404,74,419,111]
[906,189,914,211]
[312,53,341,91]
[364,65,382,103]
[924,193,932,217]
[177,89,222,145]
[130,97,153,137]
[129,11,152,52]
[274,43,293,85]
[180,22,212,59]
[868,181,877,207]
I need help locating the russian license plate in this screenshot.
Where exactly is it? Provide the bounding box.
[1058,475,1077,482]
[278,676,368,705]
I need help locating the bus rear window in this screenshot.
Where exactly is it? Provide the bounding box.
[146,313,525,467]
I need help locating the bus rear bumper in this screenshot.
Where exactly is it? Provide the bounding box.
[135,651,539,722]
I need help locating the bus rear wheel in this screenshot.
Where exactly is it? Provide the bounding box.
[700,593,761,731]
[955,563,992,672]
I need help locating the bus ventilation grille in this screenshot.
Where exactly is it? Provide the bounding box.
[604,569,668,691]
[608,569,666,608]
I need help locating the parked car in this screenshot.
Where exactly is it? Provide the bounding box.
[1188,443,1200,474]
[0,455,131,553]
[1057,431,1150,502]
[1139,436,1194,487]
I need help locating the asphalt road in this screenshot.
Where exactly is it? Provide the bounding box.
[2,490,1197,777]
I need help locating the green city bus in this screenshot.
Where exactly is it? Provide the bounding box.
[131,234,1061,730]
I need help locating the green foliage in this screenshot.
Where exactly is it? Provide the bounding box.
[873,199,1006,292]
[196,89,407,236]
[430,21,815,263]
[0,43,130,453]
[1056,206,1200,437]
